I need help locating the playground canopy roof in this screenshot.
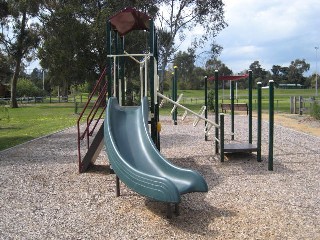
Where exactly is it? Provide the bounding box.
[109,8,150,36]
[208,74,249,81]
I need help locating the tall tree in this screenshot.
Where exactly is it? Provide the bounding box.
[39,1,159,95]
[39,4,95,96]
[173,48,196,83]
[249,61,268,86]
[0,52,12,83]
[0,0,41,108]
[288,59,310,86]
[271,65,289,85]
[156,0,227,89]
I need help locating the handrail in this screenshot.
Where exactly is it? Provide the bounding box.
[77,66,108,172]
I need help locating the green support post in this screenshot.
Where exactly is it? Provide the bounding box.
[173,66,178,125]
[269,80,274,170]
[214,70,219,154]
[153,29,160,150]
[257,82,262,162]
[115,32,119,100]
[149,19,157,147]
[204,76,208,141]
[248,70,253,143]
[171,73,174,121]
[231,80,235,140]
[120,36,125,106]
[220,113,225,162]
[106,21,112,98]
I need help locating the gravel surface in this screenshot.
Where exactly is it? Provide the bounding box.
[0,115,319,239]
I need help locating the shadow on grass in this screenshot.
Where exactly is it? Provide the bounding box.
[0,136,34,151]
[0,126,22,130]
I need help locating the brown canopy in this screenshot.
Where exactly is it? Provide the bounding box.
[109,7,150,36]
[208,74,249,81]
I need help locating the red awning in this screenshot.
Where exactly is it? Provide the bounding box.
[109,8,150,36]
[208,74,249,81]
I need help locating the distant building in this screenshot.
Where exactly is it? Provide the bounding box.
[278,83,304,89]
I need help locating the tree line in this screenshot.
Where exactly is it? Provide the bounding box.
[1,1,316,109]
[0,0,227,108]
[169,50,313,91]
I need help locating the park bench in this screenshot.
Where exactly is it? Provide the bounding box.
[221,103,248,115]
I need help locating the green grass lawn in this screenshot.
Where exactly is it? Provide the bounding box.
[160,88,318,114]
[0,88,318,151]
[0,103,83,151]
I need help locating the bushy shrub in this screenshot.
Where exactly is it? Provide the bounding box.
[0,105,9,121]
[71,82,91,95]
[310,101,320,120]
[16,78,46,97]
[207,90,215,111]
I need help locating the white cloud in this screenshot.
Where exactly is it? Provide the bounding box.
[214,0,320,74]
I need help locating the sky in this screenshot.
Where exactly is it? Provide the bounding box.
[205,0,320,75]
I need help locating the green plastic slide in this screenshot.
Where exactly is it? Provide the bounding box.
[104,97,208,203]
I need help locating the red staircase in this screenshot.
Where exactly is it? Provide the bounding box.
[77,67,108,173]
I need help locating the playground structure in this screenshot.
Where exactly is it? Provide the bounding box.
[204,70,274,170]
[208,70,262,162]
[76,7,275,218]
[77,8,211,218]
[165,68,274,168]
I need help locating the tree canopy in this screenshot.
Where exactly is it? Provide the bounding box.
[0,1,316,103]
[0,0,41,107]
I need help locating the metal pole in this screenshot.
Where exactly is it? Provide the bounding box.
[173,66,178,125]
[268,80,274,171]
[120,37,125,106]
[230,80,235,140]
[149,19,157,147]
[115,32,119,100]
[315,46,319,96]
[204,76,208,141]
[106,21,112,98]
[248,70,253,144]
[214,70,219,154]
[171,73,174,121]
[220,113,224,162]
[257,82,262,162]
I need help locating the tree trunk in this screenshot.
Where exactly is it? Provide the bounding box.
[10,10,27,108]
[10,59,22,108]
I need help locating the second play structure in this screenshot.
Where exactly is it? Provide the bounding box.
[208,70,262,162]
[204,70,275,169]
[76,8,275,218]
[169,68,275,169]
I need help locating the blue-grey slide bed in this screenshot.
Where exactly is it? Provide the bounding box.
[104,97,208,203]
